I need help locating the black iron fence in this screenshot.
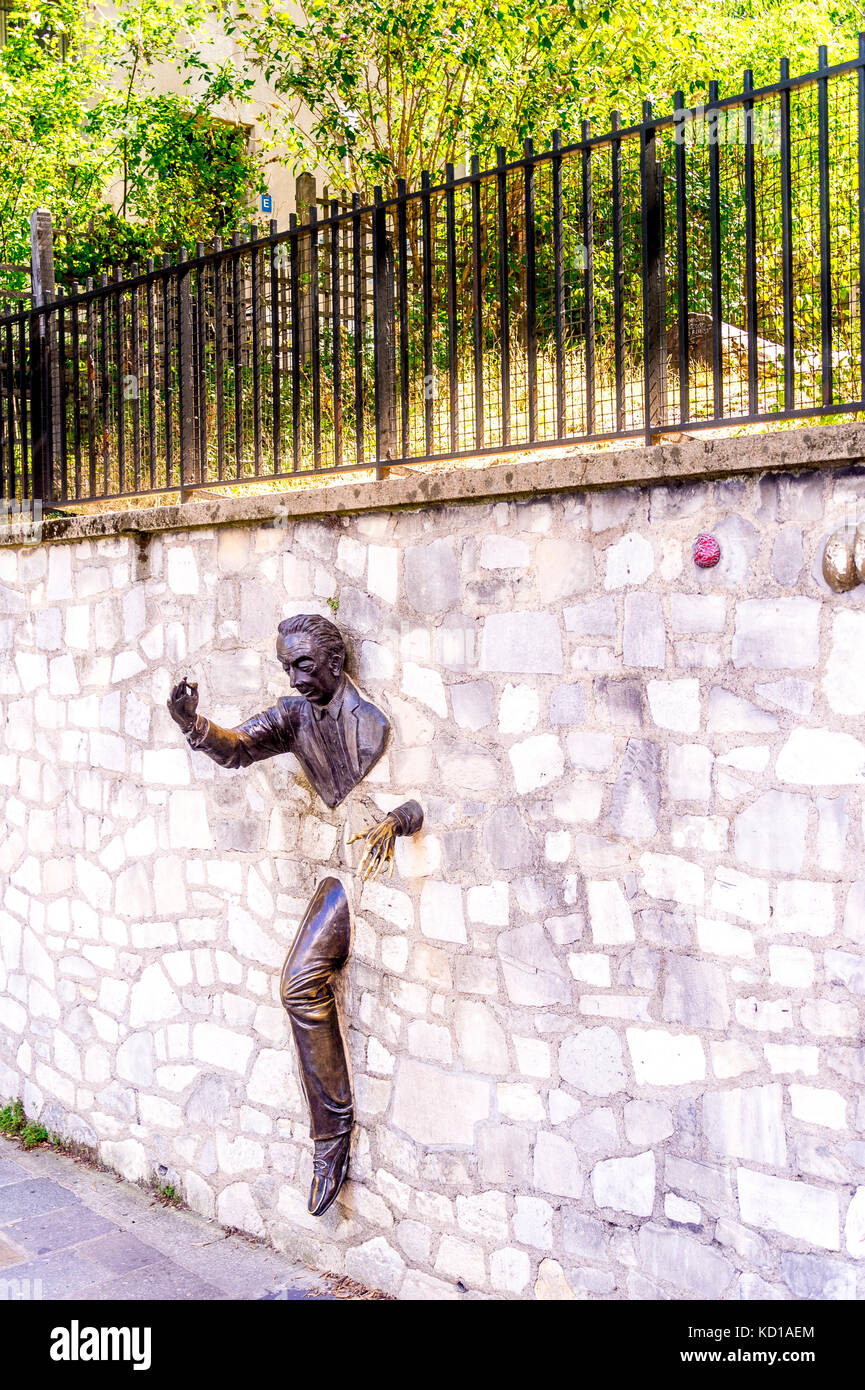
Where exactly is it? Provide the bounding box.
[4,42,865,506]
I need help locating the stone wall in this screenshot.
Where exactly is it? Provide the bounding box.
[1,449,864,1300]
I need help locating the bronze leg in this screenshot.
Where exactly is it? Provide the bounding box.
[279,876,353,1142]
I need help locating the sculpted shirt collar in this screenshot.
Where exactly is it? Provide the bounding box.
[310,674,347,723]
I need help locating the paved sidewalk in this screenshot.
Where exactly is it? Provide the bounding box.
[0,1142,342,1301]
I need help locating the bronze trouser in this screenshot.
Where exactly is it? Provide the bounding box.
[279,876,353,1141]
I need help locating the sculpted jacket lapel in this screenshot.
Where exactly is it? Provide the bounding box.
[342,681,361,776]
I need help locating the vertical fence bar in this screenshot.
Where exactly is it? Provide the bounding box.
[195,242,208,482]
[114,267,125,492]
[18,317,28,498]
[742,73,758,416]
[57,302,68,500]
[351,196,364,465]
[640,102,666,442]
[129,264,141,494]
[708,81,723,418]
[71,286,82,498]
[497,147,512,445]
[232,231,243,478]
[445,165,459,453]
[817,46,833,405]
[177,248,196,498]
[780,56,795,411]
[471,156,485,451]
[673,93,691,425]
[397,178,410,458]
[213,239,226,481]
[6,320,16,497]
[0,324,6,500]
[421,172,434,454]
[859,33,865,403]
[87,276,97,498]
[524,138,538,441]
[290,214,302,470]
[582,120,596,436]
[249,225,262,475]
[270,219,282,475]
[329,201,342,469]
[99,274,110,495]
[161,257,173,489]
[611,113,625,432]
[145,261,156,491]
[552,130,566,437]
[373,186,397,470]
[309,207,321,471]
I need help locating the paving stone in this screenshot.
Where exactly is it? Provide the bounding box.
[76,1258,225,1301]
[0,1179,78,1225]
[5,1203,115,1256]
[82,1230,163,1275]
[0,1159,29,1187]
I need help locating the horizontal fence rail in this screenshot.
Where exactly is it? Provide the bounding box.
[5,43,865,506]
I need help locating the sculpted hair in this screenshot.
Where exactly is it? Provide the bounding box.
[278,613,346,669]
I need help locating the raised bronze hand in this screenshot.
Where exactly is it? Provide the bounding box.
[348,812,399,882]
[167,677,199,733]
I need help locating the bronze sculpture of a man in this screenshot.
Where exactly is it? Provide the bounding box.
[167,613,422,1216]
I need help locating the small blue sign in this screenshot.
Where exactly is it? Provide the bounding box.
[261,193,273,214]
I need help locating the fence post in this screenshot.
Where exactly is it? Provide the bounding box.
[372,186,397,473]
[296,171,316,361]
[640,102,667,443]
[29,207,57,502]
[177,248,196,500]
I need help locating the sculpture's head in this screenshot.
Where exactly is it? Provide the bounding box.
[276,614,346,707]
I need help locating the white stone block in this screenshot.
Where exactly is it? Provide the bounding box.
[142,748,191,786]
[773,881,834,937]
[392,1058,490,1145]
[168,790,212,849]
[361,880,413,930]
[668,744,712,802]
[490,1247,531,1293]
[768,944,814,988]
[604,532,654,588]
[711,866,770,924]
[129,964,181,1026]
[822,610,865,715]
[592,1151,655,1216]
[217,1183,265,1238]
[401,662,447,716]
[763,1043,818,1076]
[776,728,865,785]
[193,1024,255,1075]
[366,545,398,604]
[479,535,530,569]
[420,880,465,943]
[845,1187,865,1258]
[735,998,793,1032]
[456,1190,509,1244]
[497,1083,546,1123]
[567,953,611,987]
[665,1193,701,1225]
[703,1084,786,1165]
[358,640,394,682]
[559,1026,626,1096]
[166,546,199,595]
[789,1085,847,1130]
[479,612,563,675]
[626,1027,706,1085]
[513,1195,553,1249]
[647,679,701,733]
[534,1130,583,1199]
[514,1037,550,1077]
[467,881,509,926]
[586,880,634,944]
[509,733,564,793]
[624,1100,673,1146]
[498,683,540,734]
[639,853,703,907]
[455,1002,508,1074]
[737,1168,839,1250]
[732,597,819,669]
[434,1235,484,1289]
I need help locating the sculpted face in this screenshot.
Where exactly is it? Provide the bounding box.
[277,632,343,707]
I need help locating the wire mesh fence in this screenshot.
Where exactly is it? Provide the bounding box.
[4,42,865,506]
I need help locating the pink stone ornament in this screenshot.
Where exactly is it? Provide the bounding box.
[693,533,720,568]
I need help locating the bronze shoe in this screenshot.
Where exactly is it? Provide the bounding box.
[308,1133,351,1217]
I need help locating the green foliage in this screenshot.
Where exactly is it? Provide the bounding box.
[326,595,339,613]
[155,1182,180,1204]
[229,0,865,199]
[0,1098,48,1148]
[0,0,265,285]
